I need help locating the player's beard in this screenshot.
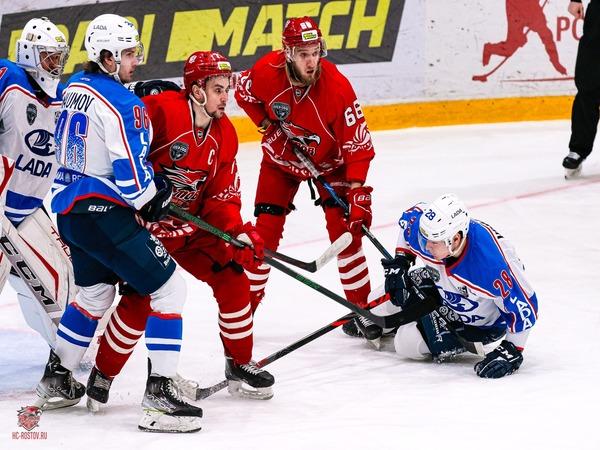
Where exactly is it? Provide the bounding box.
[286,61,321,87]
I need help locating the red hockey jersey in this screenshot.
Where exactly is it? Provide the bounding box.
[235,51,374,183]
[142,90,242,240]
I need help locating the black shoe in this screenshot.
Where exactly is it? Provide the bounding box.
[86,367,113,411]
[563,152,585,178]
[35,350,85,410]
[139,375,203,433]
[355,316,383,341]
[562,151,585,169]
[225,357,274,400]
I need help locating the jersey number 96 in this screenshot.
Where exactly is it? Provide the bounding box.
[55,110,89,173]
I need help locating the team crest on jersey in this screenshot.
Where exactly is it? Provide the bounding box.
[160,164,208,206]
[25,129,54,156]
[272,102,290,121]
[169,142,189,161]
[26,104,37,125]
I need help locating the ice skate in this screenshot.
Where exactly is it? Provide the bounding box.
[225,357,274,400]
[86,366,113,413]
[35,350,85,410]
[563,152,585,179]
[341,318,362,337]
[355,315,383,350]
[138,375,203,433]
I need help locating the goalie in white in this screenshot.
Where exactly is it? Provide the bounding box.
[0,18,76,349]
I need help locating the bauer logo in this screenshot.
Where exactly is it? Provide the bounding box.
[0,0,406,79]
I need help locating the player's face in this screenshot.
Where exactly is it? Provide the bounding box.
[425,239,451,260]
[204,76,230,119]
[424,233,462,260]
[291,43,321,84]
[39,49,68,76]
[118,46,143,83]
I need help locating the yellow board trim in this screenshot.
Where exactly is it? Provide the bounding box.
[231,95,574,143]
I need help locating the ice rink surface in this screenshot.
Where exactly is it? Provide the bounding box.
[0,120,598,450]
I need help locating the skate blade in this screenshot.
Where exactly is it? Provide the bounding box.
[138,409,202,433]
[565,167,582,179]
[227,380,274,400]
[86,397,102,413]
[366,337,382,350]
[34,395,81,411]
[34,387,82,411]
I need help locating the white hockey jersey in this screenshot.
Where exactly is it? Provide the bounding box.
[51,71,156,214]
[396,204,539,349]
[0,59,62,225]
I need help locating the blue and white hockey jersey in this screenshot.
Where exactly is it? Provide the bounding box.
[0,59,63,225]
[51,71,156,214]
[396,204,538,349]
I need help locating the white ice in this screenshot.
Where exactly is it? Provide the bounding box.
[1,120,598,450]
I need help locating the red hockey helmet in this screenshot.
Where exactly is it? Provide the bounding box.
[183,51,232,93]
[282,17,326,57]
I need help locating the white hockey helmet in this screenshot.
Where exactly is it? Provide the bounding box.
[84,14,143,78]
[15,17,69,98]
[418,193,470,256]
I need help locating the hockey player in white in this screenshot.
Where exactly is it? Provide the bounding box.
[34,14,202,432]
[371,193,538,378]
[0,18,76,348]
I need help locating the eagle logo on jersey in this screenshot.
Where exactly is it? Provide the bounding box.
[160,164,208,207]
[272,102,291,120]
[280,121,321,156]
[26,104,37,125]
[169,142,189,161]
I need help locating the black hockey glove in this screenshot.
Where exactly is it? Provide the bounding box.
[138,174,173,222]
[474,340,523,379]
[131,80,181,98]
[381,254,413,307]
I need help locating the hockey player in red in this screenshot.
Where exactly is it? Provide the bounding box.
[86,52,275,409]
[234,17,378,339]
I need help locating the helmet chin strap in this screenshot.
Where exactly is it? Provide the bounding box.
[446,233,467,258]
[98,59,122,84]
[189,87,218,119]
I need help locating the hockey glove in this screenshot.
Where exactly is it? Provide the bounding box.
[474,340,523,379]
[381,254,413,307]
[138,174,173,223]
[131,80,181,97]
[346,186,373,235]
[229,222,265,271]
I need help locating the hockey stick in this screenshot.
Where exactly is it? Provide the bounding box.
[168,205,351,273]
[290,146,393,260]
[168,204,407,328]
[195,312,357,400]
[194,290,396,400]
